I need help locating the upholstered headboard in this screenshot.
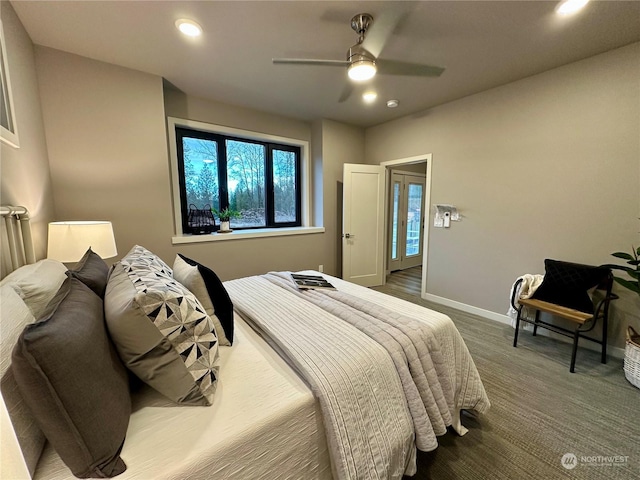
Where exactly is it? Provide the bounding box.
[0,206,36,280]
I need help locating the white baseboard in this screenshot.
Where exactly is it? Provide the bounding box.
[422,292,625,360]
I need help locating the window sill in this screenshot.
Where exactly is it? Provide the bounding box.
[171,226,325,245]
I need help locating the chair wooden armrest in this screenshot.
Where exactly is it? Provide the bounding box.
[517,298,593,325]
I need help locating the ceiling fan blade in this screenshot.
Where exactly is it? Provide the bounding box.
[273,58,349,67]
[338,83,354,103]
[377,59,445,77]
[361,5,412,59]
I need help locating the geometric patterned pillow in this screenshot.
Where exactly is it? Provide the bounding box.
[121,245,173,276]
[105,247,219,406]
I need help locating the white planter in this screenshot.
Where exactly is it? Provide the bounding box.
[220,220,230,232]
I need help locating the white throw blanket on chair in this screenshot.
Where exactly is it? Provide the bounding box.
[508,274,544,328]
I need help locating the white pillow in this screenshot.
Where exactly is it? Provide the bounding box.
[173,255,233,346]
[0,259,68,319]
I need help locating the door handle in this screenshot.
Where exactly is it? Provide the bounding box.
[343,233,354,239]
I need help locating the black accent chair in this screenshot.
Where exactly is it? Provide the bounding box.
[511,259,618,373]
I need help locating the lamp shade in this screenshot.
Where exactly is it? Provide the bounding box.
[47,221,117,262]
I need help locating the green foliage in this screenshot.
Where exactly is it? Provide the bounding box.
[606,245,640,297]
[212,207,242,221]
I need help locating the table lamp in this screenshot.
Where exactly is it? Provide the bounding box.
[47,221,117,262]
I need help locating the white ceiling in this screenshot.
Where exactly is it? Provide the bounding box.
[12,1,640,128]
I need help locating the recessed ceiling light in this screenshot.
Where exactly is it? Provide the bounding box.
[175,19,202,37]
[362,91,377,103]
[556,0,589,15]
[386,99,399,108]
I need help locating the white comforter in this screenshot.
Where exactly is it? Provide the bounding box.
[225,272,490,480]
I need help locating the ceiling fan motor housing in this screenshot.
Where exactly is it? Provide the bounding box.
[347,43,375,64]
[350,13,373,39]
[347,13,376,80]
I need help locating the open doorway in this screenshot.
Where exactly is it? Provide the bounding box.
[380,155,432,298]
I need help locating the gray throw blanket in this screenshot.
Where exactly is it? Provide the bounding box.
[224,272,490,480]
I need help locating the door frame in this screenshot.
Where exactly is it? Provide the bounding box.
[380,154,432,297]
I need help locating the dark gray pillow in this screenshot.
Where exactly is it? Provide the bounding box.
[66,248,110,298]
[11,277,130,478]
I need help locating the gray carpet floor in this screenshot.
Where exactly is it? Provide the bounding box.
[371,283,640,480]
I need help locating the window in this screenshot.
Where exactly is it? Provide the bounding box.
[175,126,302,234]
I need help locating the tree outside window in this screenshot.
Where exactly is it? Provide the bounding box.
[176,127,301,234]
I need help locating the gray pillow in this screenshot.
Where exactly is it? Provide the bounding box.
[0,285,46,478]
[11,277,130,478]
[105,249,219,406]
[66,247,110,298]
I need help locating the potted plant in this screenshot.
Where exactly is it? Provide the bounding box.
[606,246,640,298]
[212,207,241,232]
[607,238,640,389]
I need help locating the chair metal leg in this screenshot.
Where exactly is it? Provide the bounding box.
[601,314,608,364]
[532,310,541,336]
[513,309,522,347]
[570,328,580,373]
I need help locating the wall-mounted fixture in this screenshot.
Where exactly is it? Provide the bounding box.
[433,205,460,228]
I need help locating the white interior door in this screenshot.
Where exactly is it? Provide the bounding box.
[388,173,425,271]
[342,164,385,286]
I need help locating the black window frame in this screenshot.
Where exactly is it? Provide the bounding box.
[175,126,302,234]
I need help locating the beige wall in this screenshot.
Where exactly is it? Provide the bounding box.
[164,85,310,142]
[34,49,363,280]
[365,43,640,348]
[313,119,366,277]
[35,46,174,267]
[164,90,366,278]
[0,2,55,259]
[163,87,331,278]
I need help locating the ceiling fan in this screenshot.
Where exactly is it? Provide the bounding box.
[272,11,445,102]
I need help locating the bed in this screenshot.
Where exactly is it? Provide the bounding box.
[0,206,490,480]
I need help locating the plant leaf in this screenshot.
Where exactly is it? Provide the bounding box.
[614,277,640,294]
[612,252,634,261]
[603,264,634,273]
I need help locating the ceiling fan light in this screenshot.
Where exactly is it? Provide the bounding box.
[348,60,377,81]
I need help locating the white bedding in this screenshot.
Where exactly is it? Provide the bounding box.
[33,316,332,480]
[225,272,490,480]
[14,269,488,480]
